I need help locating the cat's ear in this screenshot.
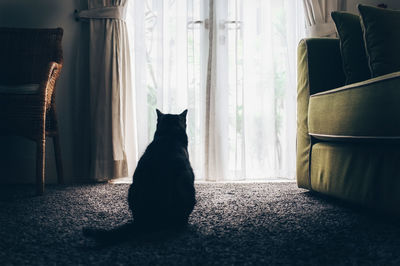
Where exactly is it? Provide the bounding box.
[180,109,188,119]
[156,109,164,119]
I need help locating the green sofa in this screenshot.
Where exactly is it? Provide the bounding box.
[297,38,400,213]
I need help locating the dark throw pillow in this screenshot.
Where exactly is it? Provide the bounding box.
[331,11,371,84]
[358,4,400,77]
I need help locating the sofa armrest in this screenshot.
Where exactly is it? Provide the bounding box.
[297,38,346,189]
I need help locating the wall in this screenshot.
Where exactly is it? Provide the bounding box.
[0,0,90,184]
[346,0,400,13]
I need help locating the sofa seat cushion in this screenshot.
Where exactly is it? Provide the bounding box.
[0,84,40,94]
[308,71,400,141]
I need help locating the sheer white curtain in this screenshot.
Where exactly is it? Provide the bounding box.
[127,0,207,179]
[206,0,305,180]
[128,0,305,181]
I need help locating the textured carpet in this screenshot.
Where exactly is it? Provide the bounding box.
[1,182,400,265]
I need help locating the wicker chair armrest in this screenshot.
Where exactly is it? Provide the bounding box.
[41,61,63,111]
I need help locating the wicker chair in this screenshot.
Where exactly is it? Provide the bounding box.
[0,28,64,195]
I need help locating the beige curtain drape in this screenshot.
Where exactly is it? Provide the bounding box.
[78,0,137,181]
[302,0,344,37]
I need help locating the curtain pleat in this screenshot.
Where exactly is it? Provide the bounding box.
[302,0,344,37]
[205,0,229,181]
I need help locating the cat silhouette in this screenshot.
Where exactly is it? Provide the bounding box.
[84,109,196,244]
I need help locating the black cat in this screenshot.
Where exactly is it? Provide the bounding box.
[84,109,196,243]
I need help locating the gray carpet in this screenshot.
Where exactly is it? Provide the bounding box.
[0,182,400,265]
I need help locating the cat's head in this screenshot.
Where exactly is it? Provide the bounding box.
[155,109,188,137]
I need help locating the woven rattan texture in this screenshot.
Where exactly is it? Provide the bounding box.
[0,28,64,194]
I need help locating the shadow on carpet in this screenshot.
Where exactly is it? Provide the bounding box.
[0,182,400,265]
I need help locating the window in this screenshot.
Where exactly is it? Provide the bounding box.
[127,0,305,181]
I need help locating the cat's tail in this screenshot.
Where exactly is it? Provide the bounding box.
[83,220,187,245]
[83,221,137,245]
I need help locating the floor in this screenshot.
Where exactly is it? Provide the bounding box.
[111,176,295,184]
